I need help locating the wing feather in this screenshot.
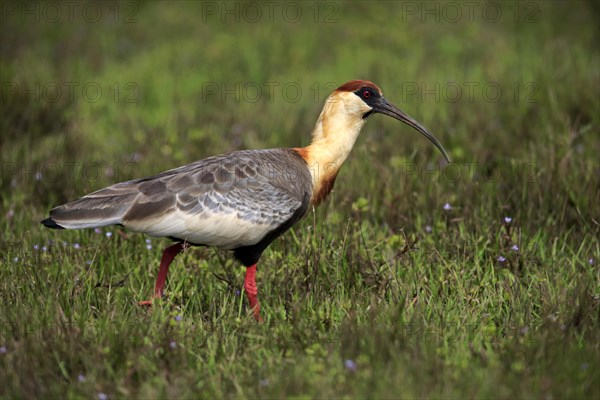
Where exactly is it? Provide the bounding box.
[46,149,312,248]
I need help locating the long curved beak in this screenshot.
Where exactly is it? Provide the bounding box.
[373,98,451,163]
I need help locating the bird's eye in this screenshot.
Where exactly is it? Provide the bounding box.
[363,90,371,98]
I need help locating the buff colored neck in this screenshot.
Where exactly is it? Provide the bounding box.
[298,93,368,205]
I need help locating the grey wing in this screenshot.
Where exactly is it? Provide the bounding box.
[45,149,312,249]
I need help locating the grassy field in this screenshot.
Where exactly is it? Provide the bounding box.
[1,1,599,398]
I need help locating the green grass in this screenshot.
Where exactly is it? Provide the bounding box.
[1,1,599,398]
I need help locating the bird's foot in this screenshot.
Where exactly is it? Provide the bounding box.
[137,299,154,307]
[251,305,263,323]
[137,242,184,309]
[138,293,162,307]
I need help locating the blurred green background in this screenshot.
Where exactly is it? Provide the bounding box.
[1,1,599,398]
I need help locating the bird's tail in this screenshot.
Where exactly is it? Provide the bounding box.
[41,183,139,230]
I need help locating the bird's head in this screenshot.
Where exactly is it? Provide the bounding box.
[330,80,451,163]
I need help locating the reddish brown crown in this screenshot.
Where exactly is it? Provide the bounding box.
[335,80,381,94]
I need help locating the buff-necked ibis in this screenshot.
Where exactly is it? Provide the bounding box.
[42,80,450,322]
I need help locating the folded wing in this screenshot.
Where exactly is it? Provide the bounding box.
[43,149,312,249]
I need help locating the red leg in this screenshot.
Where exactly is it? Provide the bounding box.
[244,264,263,322]
[138,242,185,306]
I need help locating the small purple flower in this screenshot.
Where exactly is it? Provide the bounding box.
[425,225,432,233]
[105,232,113,238]
[169,341,177,349]
[519,326,529,335]
[94,228,102,234]
[78,374,86,382]
[130,152,143,162]
[259,378,270,387]
[589,258,594,266]
[497,256,506,263]
[511,245,519,252]
[344,359,357,371]
[145,239,151,244]
[174,315,182,322]
[73,243,80,249]
[86,260,93,265]
[504,217,512,224]
[98,393,108,400]
[235,289,241,296]
[443,203,452,211]
[33,244,40,251]
[146,244,152,250]
[0,346,7,354]
[42,246,48,252]
[35,172,43,181]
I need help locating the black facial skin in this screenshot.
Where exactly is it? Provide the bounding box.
[354,87,381,118]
